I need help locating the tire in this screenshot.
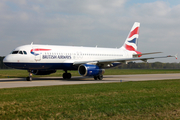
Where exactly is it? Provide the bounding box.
[63,73,72,79]
[67,73,71,79]
[97,75,103,80]
[26,77,32,81]
[94,76,98,80]
[63,73,67,79]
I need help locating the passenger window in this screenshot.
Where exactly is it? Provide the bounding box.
[23,51,27,55]
[19,51,23,54]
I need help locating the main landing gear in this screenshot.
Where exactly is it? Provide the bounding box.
[26,72,32,81]
[94,74,103,80]
[62,70,72,79]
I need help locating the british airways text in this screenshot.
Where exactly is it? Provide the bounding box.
[42,55,71,59]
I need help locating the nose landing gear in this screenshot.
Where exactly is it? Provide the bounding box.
[26,72,32,81]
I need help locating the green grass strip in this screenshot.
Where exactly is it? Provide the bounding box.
[0,80,180,119]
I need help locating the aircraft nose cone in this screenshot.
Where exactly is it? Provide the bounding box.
[3,55,14,68]
[3,55,10,63]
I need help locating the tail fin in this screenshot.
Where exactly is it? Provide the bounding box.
[122,22,140,51]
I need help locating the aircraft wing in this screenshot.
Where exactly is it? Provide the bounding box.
[73,55,177,65]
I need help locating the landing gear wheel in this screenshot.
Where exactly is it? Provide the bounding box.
[97,75,103,80]
[63,73,66,79]
[67,73,71,79]
[94,75,103,80]
[26,72,33,81]
[63,73,72,79]
[94,76,98,80]
[26,76,32,81]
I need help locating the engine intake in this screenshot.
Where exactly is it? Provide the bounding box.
[78,64,105,76]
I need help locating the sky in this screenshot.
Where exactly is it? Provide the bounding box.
[0,0,180,63]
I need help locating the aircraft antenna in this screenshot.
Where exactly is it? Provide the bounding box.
[31,42,33,45]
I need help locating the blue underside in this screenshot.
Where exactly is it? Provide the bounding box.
[4,62,78,70]
[4,62,122,71]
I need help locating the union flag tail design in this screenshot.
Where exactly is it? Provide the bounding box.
[123,22,140,51]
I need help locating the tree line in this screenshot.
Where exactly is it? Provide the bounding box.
[0,56,180,69]
[118,62,180,69]
[0,56,9,69]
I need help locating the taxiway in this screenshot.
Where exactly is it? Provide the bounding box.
[0,73,180,89]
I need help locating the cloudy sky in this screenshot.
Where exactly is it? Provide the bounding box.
[0,0,180,62]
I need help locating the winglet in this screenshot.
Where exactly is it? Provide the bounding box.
[175,53,178,59]
[167,54,178,59]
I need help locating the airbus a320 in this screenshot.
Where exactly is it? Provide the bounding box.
[3,22,177,81]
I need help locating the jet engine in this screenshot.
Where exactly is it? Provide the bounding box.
[31,70,56,75]
[78,64,105,76]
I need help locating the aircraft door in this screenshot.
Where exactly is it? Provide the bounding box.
[32,47,41,61]
[35,54,41,61]
[76,52,83,59]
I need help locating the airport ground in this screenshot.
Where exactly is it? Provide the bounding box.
[1,73,180,88]
[0,69,180,119]
[1,69,180,78]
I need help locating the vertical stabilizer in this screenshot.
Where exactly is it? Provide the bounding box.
[122,22,140,51]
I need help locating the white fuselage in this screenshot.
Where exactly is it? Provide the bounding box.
[3,44,136,70]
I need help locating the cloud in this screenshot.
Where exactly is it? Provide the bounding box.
[83,0,126,15]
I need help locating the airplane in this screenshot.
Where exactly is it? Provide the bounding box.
[3,22,177,81]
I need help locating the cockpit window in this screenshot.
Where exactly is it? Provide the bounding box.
[11,50,27,55]
[11,51,19,54]
[23,51,27,54]
[19,51,23,54]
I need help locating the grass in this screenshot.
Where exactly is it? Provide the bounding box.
[0,80,180,119]
[0,69,180,78]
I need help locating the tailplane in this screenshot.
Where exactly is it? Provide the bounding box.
[121,22,140,51]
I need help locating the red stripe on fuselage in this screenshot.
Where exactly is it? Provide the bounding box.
[31,49,51,52]
[128,27,139,38]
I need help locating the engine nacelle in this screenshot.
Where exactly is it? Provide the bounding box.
[78,64,105,76]
[31,70,56,75]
